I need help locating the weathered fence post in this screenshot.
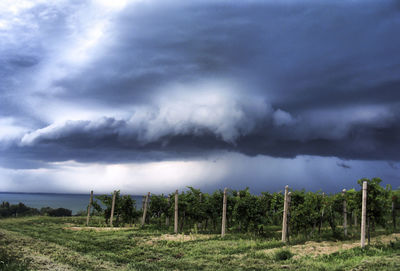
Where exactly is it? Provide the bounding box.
[282,185,289,242]
[342,189,347,237]
[174,189,178,234]
[110,190,116,227]
[166,195,170,227]
[361,181,367,248]
[141,192,150,226]
[221,187,228,237]
[86,190,93,226]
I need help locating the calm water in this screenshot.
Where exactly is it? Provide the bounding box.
[0,192,143,215]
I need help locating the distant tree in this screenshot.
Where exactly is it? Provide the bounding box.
[48,208,72,217]
[1,201,10,208]
[0,202,39,218]
[40,207,72,217]
[40,207,54,215]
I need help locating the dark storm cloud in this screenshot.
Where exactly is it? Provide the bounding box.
[0,0,87,120]
[1,0,400,168]
[6,105,400,166]
[51,0,400,106]
[388,162,398,170]
[336,162,351,169]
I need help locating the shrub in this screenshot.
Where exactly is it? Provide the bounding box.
[0,202,40,218]
[48,208,72,217]
[274,248,293,261]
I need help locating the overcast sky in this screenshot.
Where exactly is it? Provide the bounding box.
[1,0,399,194]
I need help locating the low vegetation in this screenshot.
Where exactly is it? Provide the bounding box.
[0,216,399,270]
[1,177,399,270]
[90,178,399,240]
[0,202,72,218]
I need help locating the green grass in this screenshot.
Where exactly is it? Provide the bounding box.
[0,238,30,271]
[0,216,399,271]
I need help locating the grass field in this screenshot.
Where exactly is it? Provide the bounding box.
[0,216,400,271]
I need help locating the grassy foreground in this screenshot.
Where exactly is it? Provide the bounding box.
[0,216,399,271]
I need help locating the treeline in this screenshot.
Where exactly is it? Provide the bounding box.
[91,178,400,239]
[0,202,72,218]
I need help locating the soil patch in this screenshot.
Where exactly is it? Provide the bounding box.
[145,233,215,244]
[64,226,130,232]
[260,233,400,259]
[290,233,400,258]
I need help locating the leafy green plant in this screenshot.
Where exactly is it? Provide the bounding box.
[274,248,293,261]
[95,191,140,226]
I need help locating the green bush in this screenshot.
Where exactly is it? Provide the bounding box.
[274,248,293,261]
[48,208,72,217]
[0,202,40,218]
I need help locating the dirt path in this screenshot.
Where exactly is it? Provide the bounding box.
[146,233,215,244]
[0,229,128,271]
[64,226,131,232]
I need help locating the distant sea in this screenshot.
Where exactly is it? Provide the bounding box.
[0,192,143,215]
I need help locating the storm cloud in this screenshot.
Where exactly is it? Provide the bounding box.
[1,0,400,192]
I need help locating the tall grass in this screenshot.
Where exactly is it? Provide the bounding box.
[0,216,399,271]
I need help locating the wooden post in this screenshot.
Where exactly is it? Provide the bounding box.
[282,185,289,242]
[342,189,347,237]
[86,190,93,226]
[141,192,150,226]
[221,188,228,237]
[166,195,170,227]
[361,181,367,248]
[174,189,178,234]
[110,191,116,227]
